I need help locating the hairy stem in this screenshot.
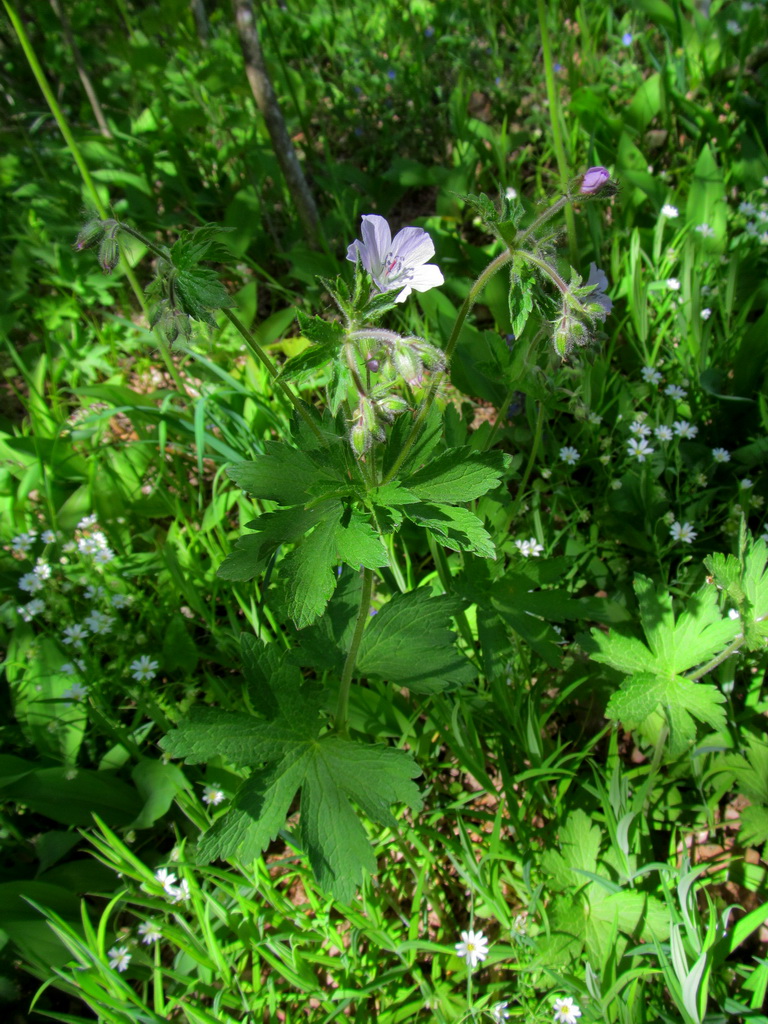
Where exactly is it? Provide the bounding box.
[221,308,327,445]
[335,567,374,735]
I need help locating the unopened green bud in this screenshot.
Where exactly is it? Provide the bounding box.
[75,219,105,251]
[392,346,422,384]
[98,234,120,274]
[350,421,370,457]
[375,395,409,422]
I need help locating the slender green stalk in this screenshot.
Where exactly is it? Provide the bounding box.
[382,248,513,485]
[536,0,577,264]
[508,401,545,523]
[4,0,148,316]
[221,308,326,445]
[688,635,745,681]
[334,567,374,735]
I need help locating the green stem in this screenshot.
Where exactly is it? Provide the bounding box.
[382,248,513,485]
[221,308,326,445]
[515,194,569,247]
[4,0,148,315]
[687,634,745,681]
[334,567,374,735]
[536,0,577,264]
[509,401,545,522]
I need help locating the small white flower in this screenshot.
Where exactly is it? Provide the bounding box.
[664,384,687,400]
[11,532,36,555]
[740,201,757,215]
[742,2,755,12]
[33,559,52,581]
[761,531,768,543]
[40,529,57,544]
[63,681,88,704]
[553,996,582,1024]
[202,786,226,806]
[740,478,754,489]
[510,913,527,938]
[130,655,159,682]
[62,623,89,647]
[728,608,741,620]
[661,203,679,219]
[670,521,697,544]
[673,419,698,439]
[108,945,131,972]
[84,610,115,635]
[455,928,489,969]
[610,479,622,490]
[559,446,580,466]
[491,1001,511,1023]
[171,878,191,903]
[712,447,730,463]
[19,572,44,594]
[629,419,652,437]
[701,307,712,320]
[93,547,116,565]
[154,868,178,896]
[627,438,654,461]
[111,593,133,608]
[695,223,715,237]
[62,659,86,675]
[666,277,681,291]
[640,366,662,384]
[654,425,674,442]
[138,920,162,944]
[78,514,98,530]
[505,186,518,200]
[84,584,105,600]
[515,537,544,557]
[587,411,602,425]
[726,18,742,33]
[346,214,444,303]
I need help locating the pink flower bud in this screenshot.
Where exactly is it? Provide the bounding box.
[579,166,610,194]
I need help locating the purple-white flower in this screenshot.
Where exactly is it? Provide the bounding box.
[579,166,610,195]
[585,263,613,318]
[346,214,444,303]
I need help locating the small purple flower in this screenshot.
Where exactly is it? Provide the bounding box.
[553,62,563,72]
[346,214,444,303]
[424,26,434,38]
[579,166,611,194]
[621,32,633,45]
[387,69,396,80]
[585,263,613,318]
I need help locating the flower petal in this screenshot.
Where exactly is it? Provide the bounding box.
[409,263,445,293]
[360,215,392,269]
[390,226,435,265]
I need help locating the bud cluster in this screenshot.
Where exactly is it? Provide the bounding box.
[75,217,122,274]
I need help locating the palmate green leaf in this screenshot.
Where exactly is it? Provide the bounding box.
[587,574,738,749]
[162,637,422,902]
[588,575,740,677]
[403,448,507,504]
[706,535,768,650]
[605,671,726,750]
[739,805,768,851]
[278,341,338,384]
[335,511,390,569]
[279,515,339,628]
[296,310,345,347]
[217,504,336,581]
[169,227,236,327]
[403,502,496,559]
[357,588,475,692]
[227,442,343,506]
